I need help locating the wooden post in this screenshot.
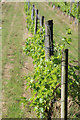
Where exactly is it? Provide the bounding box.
[49,20,53,56]
[31,5,35,24]
[28,0,30,11]
[45,20,53,60]
[70,1,72,14]
[45,21,50,60]
[42,16,44,27]
[40,16,44,32]
[35,9,38,34]
[40,16,44,27]
[61,49,68,120]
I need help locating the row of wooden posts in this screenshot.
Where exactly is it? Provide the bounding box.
[27,1,68,119]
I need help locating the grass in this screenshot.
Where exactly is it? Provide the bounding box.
[2,2,25,118]
[2,2,78,118]
[2,2,36,118]
[33,2,78,61]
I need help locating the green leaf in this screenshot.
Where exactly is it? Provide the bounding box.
[66,37,72,44]
[66,28,72,35]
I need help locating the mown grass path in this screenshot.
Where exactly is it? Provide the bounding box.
[2,2,36,118]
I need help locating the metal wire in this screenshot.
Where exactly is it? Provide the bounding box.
[45,34,54,36]
[51,99,80,104]
[61,82,67,85]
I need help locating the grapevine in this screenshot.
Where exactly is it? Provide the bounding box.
[51,2,79,20]
[21,2,80,118]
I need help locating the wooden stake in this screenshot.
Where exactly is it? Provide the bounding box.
[45,20,53,60]
[61,49,68,120]
[45,21,50,60]
[40,16,44,27]
[31,5,35,24]
[40,16,44,32]
[28,0,30,11]
[49,20,53,56]
[34,9,38,34]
